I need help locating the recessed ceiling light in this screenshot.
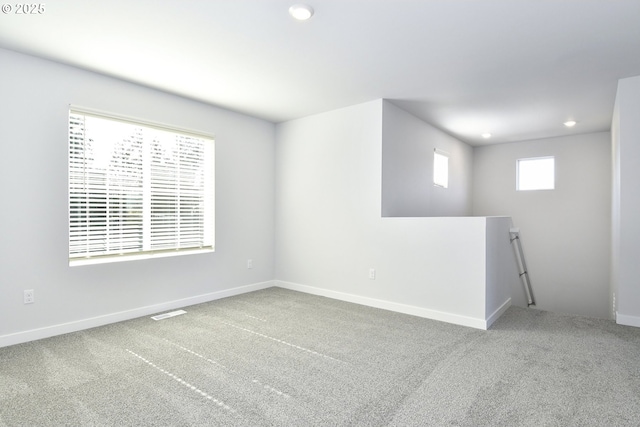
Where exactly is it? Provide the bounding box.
[481,132,492,139]
[563,120,577,127]
[289,4,314,20]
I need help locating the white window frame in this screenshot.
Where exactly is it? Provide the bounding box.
[69,106,215,266]
[433,149,449,188]
[516,156,555,191]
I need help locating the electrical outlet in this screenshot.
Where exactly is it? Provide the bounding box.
[369,268,376,280]
[247,259,253,269]
[24,289,34,304]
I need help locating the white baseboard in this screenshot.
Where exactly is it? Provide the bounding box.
[275,280,490,330]
[0,280,274,348]
[616,312,640,328]
[2,279,516,348]
[485,298,512,329]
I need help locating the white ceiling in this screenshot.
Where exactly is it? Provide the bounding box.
[1,0,639,145]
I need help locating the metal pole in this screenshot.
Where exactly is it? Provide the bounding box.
[510,228,535,306]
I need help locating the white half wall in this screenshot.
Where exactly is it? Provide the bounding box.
[275,100,511,329]
[382,100,473,217]
[0,48,276,345]
[612,75,640,327]
[473,132,612,319]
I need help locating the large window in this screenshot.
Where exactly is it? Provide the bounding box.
[517,156,554,191]
[69,108,214,265]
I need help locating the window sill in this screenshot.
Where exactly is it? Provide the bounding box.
[69,248,214,267]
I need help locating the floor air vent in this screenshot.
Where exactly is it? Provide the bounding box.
[151,310,187,321]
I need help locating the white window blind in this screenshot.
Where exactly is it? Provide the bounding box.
[69,108,214,264]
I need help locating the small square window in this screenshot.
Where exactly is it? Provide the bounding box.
[434,149,449,188]
[517,157,554,191]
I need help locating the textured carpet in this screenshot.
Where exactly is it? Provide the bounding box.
[1,287,640,426]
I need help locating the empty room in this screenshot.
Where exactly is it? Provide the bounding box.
[1,1,640,425]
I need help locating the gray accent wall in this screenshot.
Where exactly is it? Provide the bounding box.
[473,133,612,319]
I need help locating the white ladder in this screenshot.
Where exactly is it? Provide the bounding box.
[510,227,535,306]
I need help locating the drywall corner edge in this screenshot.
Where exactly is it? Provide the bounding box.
[486,298,512,329]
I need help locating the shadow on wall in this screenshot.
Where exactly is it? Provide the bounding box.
[381,100,474,217]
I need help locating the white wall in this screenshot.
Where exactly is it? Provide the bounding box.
[275,100,511,328]
[612,75,640,327]
[382,101,473,217]
[0,49,276,346]
[485,216,524,312]
[473,133,611,319]
[2,46,620,345]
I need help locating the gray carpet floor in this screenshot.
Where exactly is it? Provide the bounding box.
[1,287,640,426]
